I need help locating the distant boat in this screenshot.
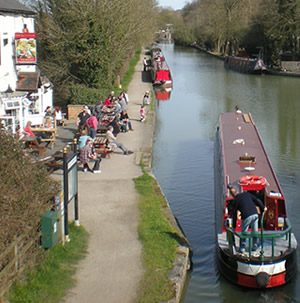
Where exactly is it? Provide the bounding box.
[151,47,172,86]
[224,56,266,74]
[215,112,297,288]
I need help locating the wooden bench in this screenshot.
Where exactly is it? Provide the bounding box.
[93,135,113,158]
[21,136,47,156]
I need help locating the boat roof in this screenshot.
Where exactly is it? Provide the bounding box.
[219,112,283,198]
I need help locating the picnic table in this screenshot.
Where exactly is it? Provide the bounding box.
[21,136,47,156]
[31,127,57,149]
[93,135,113,158]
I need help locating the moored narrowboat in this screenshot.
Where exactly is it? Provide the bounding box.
[151,47,172,87]
[224,56,266,74]
[214,112,297,288]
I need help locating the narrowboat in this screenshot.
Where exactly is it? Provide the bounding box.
[151,47,172,87]
[224,56,266,74]
[214,112,297,288]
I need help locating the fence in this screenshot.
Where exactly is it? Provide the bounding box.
[0,227,42,302]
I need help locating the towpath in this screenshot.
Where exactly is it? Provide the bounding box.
[57,50,153,303]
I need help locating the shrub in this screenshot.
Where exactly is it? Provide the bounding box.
[0,127,60,253]
[69,84,111,105]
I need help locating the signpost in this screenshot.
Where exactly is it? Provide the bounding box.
[63,140,79,242]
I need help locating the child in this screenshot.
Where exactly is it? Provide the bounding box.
[140,105,146,122]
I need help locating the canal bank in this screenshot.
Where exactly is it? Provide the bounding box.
[60,49,190,303]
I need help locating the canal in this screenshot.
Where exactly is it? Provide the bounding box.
[151,44,300,303]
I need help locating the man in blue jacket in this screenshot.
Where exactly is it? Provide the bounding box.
[228,185,267,253]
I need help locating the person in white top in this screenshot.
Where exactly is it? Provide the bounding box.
[55,106,65,126]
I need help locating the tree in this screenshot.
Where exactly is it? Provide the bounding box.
[24,0,158,105]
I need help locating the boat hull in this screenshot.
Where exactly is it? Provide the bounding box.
[217,246,297,288]
[214,112,297,288]
[151,46,172,87]
[224,56,265,74]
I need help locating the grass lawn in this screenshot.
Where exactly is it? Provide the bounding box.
[8,223,89,303]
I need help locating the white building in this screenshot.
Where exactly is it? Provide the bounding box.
[0,0,53,132]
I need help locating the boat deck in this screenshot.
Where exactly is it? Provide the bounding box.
[220,112,282,195]
[218,232,297,258]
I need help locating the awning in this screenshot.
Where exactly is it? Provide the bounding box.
[16,71,40,92]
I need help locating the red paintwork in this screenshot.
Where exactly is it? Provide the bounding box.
[155,70,171,82]
[237,272,286,288]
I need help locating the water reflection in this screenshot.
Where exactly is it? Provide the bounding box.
[152,44,300,302]
[153,86,172,102]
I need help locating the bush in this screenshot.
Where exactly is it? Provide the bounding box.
[0,127,60,253]
[69,84,111,105]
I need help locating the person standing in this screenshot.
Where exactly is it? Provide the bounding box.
[118,95,127,112]
[77,106,91,130]
[143,57,148,71]
[142,91,150,105]
[140,105,146,122]
[228,186,267,252]
[79,137,101,173]
[86,114,98,139]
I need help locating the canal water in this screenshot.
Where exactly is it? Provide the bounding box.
[151,44,300,303]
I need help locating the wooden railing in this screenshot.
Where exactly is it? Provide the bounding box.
[0,228,42,301]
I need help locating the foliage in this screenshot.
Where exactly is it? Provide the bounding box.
[30,0,158,105]
[134,170,180,302]
[0,128,60,253]
[170,0,300,61]
[69,84,110,105]
[8,224,89,303]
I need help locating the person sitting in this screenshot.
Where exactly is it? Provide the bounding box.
[23,121,40,146]
[104,97,111,106]
[108,116,120,136]
[106,126,133,155]
[44,116,54,128]
[77,130,91,150]
[235,105,242,113]
[112,100,122,115]
[44,106,53,116]
[79,137,102,173]
[119,110,134,132]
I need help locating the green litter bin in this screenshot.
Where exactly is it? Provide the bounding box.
[41,210,58,248]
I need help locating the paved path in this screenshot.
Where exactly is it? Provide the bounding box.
[61,51,153,303]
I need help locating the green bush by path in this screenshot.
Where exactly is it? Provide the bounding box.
[134,171,180,302]
[8,224,89,303]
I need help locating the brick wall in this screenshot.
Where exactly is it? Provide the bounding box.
[281,61,300,72]
[67,105,84,120]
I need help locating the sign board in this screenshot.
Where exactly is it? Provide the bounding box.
[15,33,37,64]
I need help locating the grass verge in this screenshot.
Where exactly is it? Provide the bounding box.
[8,223,89,303]
[134,169,181,302]
[121,48,141,91]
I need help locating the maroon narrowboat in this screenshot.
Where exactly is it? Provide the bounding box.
[214,112,297,288]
